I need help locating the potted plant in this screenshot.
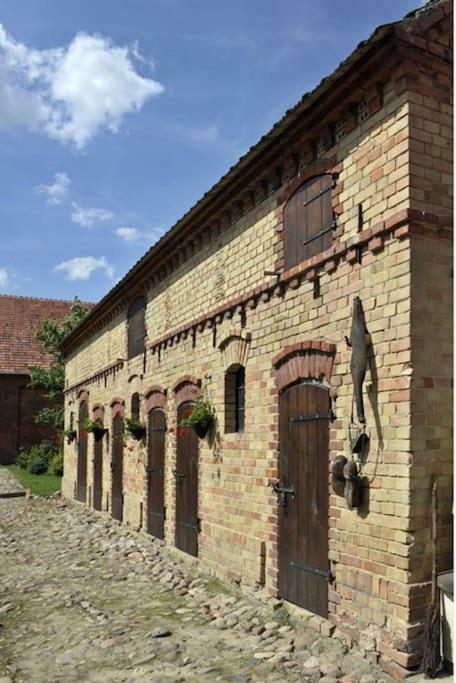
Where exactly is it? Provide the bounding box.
[179,396,213,439]
[80,418,107,441]
[63,428,77,444]
[125,417,146,441]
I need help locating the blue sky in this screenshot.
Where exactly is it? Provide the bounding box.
[0,0,420,303]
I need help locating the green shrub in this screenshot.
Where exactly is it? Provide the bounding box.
[19,441,58,474]
[49,451,64,476]
[17,449,31,469]
[27,454,48,474]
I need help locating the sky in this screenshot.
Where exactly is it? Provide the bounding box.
[0,0,421,303]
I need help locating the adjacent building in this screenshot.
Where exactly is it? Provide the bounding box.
[60,1,453,678]
[0,295,79,464]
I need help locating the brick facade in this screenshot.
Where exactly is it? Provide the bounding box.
[61,2,453,678]
[0,296,81,463]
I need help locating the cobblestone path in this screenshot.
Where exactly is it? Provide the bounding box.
[0,471,393,683]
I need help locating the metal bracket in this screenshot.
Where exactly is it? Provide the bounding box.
[291,411,333,423]
[290,561,331,579]
[302,180,335,208]
[302,219,337,246]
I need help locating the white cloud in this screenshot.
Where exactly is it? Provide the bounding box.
[71,202,113,227]
[0,266,9,290]
[0,26,164,149]
[54,256,114,281]
[114,226,162,244]
[37,171,70,204]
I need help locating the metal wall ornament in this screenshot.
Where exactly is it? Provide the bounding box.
[345,296,371,425]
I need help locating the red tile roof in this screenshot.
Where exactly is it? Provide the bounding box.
[0,295,94,373]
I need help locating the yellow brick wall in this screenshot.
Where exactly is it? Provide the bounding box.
[62,77,452,671]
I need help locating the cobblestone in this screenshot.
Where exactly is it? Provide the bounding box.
[0,469,394,682]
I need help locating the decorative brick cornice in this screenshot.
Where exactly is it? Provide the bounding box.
[273,340,337,392]
[60,21,424,357]
[64,359,125,395]
[149,209,451,357]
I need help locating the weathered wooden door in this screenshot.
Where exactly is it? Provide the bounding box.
[277,382,329,617]
[76,401,88,502]
[111,414,124,522]
[93,428,103,511]
[175,402,199,556]
[147,409,166,539]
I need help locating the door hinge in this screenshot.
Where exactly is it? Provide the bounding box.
[290,561,331,579]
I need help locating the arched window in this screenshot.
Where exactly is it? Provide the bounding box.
[131,392,140,421]
[127,296,146,359]
[284,173,336,270]
[225,364,245,433]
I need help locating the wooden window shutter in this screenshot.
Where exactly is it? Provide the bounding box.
[284,174,335,270]
[131,392,140,420]
[127,296,146,359]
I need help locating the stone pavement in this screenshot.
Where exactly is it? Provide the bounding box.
[0,468,395,683]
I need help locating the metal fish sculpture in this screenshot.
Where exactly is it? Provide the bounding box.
[345,297,371,424]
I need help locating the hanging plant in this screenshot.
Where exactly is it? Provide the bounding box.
[63,428,77,444]
[80,418,107,440]
[125,417,147,441]
[179,396,214,439]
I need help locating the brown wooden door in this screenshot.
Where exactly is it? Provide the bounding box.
[93,428,103,511]
[76,401,88,502]
[111,415,124,521]
[278,382,329,617]
[175,402,199,556]
[147,409,166,539]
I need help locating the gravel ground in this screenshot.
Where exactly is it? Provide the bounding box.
[0,468,394,683]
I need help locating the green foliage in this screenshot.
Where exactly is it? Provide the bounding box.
[179,396,213,428]
[28,298,89,434]
[6,465,61,497]
[124,417,146,440]
[18,441,58,474]
[49,451,64,476]
[17,449,31,469]
[80,418,102,433]
[28,454,48,474]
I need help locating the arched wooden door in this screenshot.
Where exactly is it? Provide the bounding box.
[147,408,166,539]
[93,425,103,511]
[111,414,124,522]
[277,382,330,618]
[175,402,199,557]
[76,401,88,502]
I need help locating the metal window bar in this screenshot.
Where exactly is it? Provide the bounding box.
[302,219,337,246]
[302,178,336,208]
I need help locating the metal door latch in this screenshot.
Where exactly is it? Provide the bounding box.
[273,482,296,507]
[173,469,186,481]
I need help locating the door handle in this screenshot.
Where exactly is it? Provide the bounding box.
[273,482,295,507]
[173,469,186,481]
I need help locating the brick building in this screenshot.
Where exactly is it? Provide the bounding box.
[0,295,81,464]
[60,1,453,678]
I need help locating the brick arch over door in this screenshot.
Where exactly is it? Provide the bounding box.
[144,385,167,412]
[110,398,125,417]
[172,376,201,406]
[92,403,104,421]
[77,388,89,403]
[272,340,337,392]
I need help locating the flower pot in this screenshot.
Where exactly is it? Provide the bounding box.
[92,427,107,441]
[192,418,212,439]
[129,427,146,441]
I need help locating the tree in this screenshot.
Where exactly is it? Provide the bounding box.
[28,298,89,434]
